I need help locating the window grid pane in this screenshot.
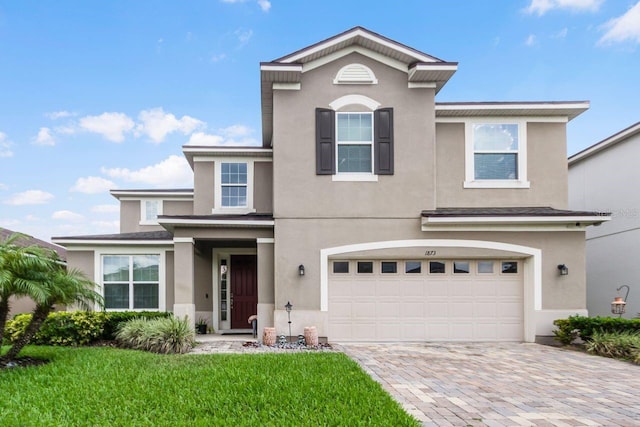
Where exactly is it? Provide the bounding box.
[357,261,373,274]
[222,185,247,207]
[337,145,372,173]
[133,255,159,281]
[429,261,446,274]
[104,283,129,309]
[133,283,159,309]
[221,163,247,185]
[381,262,397,274]
[333,261,349,273]
[473,123,519,180]
[475,153,518,180]
[144,200,159,221]
[453,261,470,274]
[478,261,494,274]
[103,256,129,282]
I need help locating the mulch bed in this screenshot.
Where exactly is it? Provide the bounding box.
[0,356,50,370]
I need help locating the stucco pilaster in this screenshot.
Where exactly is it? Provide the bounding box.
[257,238,275,329]
[173,238,195,326]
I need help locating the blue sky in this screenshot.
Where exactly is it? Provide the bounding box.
[1,0,639,242]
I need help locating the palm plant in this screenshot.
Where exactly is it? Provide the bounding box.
[0,232,53,345]
[2,265,103,361]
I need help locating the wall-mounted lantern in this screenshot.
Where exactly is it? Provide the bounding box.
[611,285,630,317]
[298,264,305,276]
[557,264,569,276]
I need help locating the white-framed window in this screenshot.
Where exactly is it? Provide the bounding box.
[464,119,529,189]
[140,199,162,225]
[221,163,247,207]
[213,159,255,214]
[336,112,374,175]
[102,254,161,310]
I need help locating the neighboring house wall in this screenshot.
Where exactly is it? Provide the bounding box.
[436,122,569,209]
[569,127,640,317]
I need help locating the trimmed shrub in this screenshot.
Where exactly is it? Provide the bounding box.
[4,312,105,346]
[101,311,171,340]
[115,316,195,354]
[4,311,171,346]
[553,315,640,344]
[585,330,640,363]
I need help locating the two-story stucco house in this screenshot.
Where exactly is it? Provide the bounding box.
[53,27,608,343]
[568,122,640,318]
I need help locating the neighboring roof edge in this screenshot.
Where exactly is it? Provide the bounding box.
[272,26,444,64]
[569,121,640,166]
[1,227,67,261]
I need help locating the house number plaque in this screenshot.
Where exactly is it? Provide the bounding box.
[424,250,436,256]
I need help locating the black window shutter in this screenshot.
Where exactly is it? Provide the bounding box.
[316,108,335,175]
[374,108,394,175]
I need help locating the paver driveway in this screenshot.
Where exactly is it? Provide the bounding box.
[340,343,640,427]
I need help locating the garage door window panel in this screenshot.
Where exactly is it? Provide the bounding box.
[381,261,397,274]
[357,261,374,274]
[405,261,422,274]
[501,261,518,274]
[429,261,446,274]
[453,261,470,274]
[333,261,350,274]
[477,261,495,274]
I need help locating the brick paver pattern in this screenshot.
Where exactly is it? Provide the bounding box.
[340,343,640,427]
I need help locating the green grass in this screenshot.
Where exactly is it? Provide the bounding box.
[0,346,419,426]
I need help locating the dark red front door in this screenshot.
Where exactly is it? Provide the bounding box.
[230,255,258,329]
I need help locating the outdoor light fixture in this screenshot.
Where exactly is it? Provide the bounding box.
[298,264,305,276]
[611,285,630,317]
[285,301,293,342]
[557,264,569,276]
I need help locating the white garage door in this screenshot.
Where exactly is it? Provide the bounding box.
[328,259,523,342]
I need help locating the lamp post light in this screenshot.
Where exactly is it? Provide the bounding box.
[285,301,292,343]
[611,285,630,317]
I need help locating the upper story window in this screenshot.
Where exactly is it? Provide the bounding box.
[140,199,162,225]
[464,119,529,189]
[337,112,373,173]
[221,163,247,207]
[316,98,393,181]
[213,159,255,214]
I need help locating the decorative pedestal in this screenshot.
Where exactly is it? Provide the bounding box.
[304,326,318,346]
[263,327,276,346]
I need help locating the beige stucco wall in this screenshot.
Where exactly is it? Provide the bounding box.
[254,161,273,213]
[119,199,193,233]
[165,251,175,311]
[194,247,213,312]
[194,161,215,215]
[8,296,35,317]
[274,218,586,312]
[435,122,569,208]
[272,52,436,219]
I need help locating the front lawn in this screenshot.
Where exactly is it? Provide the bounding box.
[0,346,418,426]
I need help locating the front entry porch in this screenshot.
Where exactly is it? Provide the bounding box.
[169,229,275,335]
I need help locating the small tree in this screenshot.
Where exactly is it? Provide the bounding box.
[0,233,53,345]
[2,265,103,361]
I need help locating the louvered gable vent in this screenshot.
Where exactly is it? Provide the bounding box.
[333,63,378,85]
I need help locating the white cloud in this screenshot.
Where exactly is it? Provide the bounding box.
[210,53,227,63]
[91,204,120,213]
[525,0,603,15]
[4,190,54,205]
[33,127,56,146]
[186,125,259,147]
[52,210,84,222]
[70,176,116,194]
[599,2,640,45]
[187,132,224,146]
[101,155,193,187]
[553,28,569,38]
[90,220,119,233]
[222,0,270,12]
[525,34,537,46]
[79,112,135,142]
[0,132,14,158]
[26,215,40,221]
[45,111,76,120]
[135,108,204,143]
[235,28,253,46]
[257,0,271,12]
[0,183,8,191]
[0,218,21,228]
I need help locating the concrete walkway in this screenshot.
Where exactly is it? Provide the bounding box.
[340,342,640,427]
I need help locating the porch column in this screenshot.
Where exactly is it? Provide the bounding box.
[257,238,275,331]
[173,237,195,328]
